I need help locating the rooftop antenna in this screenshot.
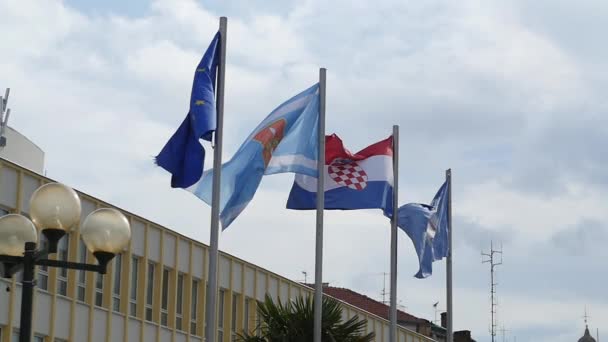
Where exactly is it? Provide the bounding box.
[583,307,590,327]
[302,271,308,284]
[433,301,440,325]
[397,299,407,311]
[381,271,389,304]
[482,240,503,342]
[0,88,10,151]
[498,326,508,342]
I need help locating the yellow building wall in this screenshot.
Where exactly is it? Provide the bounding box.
[0,159,434,342]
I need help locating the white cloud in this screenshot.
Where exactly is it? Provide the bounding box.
[459,180,608,241]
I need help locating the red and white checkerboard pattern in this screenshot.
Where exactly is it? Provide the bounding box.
[328,161,368,190]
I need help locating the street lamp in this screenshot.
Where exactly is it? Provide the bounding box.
[0,183,131,342]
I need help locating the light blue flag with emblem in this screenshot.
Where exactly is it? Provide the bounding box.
[188,84,320,229]
[394,181,449,278]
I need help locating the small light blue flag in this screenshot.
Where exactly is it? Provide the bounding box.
[156,32,221,188]
[395,181,449,278]
[188,84,320,229]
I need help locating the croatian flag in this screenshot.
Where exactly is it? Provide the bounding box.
[287,134,394,216]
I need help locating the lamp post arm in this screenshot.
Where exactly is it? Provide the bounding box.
[0,255,24,279]
[1,245,51,277]
[35,259,107,274]
[0,255,23,263]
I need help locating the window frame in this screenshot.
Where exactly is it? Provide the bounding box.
[176,273,184,330]
[161,268,170,326]
[218,289,225,341]
[231,293,239,341]
[76,239,87,302]
[37,235,49,291]
[244,297,250,334]
[130,256,139,317]
[95,272,104,307]
[145,262,155,322]
[190,279,199,335]
[112,253,122,312]
[56,235,69,297]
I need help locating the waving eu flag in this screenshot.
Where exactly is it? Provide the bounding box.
[188,84,320,229]
[156,32,221,188]
[395,181,449,278]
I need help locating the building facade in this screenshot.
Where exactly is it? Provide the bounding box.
[0,126,45,174]
[0,157,435,342]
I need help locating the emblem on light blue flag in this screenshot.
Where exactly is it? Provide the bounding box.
[188,84,320,229]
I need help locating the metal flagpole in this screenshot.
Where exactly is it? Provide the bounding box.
[205,16,227,342]
[446,169,453,342]
[313,67,327,342]
[389,125,399,342]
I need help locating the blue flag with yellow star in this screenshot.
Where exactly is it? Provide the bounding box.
[156,32,220,188]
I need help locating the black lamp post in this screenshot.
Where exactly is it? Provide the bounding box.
[0,183,131,342]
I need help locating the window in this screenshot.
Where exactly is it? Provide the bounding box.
[145,262,155,321]
[12,332,45,342]
[77,240,87,301]
[176,273,184,330]
[231,293,239,341]
[37,235,48,291]
[191,279,199,335]
[161,268,170,326]
[130,256,139,316]
[255,308,262,337]
[244,298,250,334]
[95,272,104,307]
[112,253,122,311]
[218,289,225,341]
[56,235,69,296]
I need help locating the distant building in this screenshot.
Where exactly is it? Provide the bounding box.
[318,284,477,342]
[578,325,597,342]
[0,126,45,174]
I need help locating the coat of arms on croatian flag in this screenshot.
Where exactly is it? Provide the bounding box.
[286,134,394,216]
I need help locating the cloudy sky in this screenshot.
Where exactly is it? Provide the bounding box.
[2,0,607,341]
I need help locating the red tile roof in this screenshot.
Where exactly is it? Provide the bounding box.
[317,285,428,325]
